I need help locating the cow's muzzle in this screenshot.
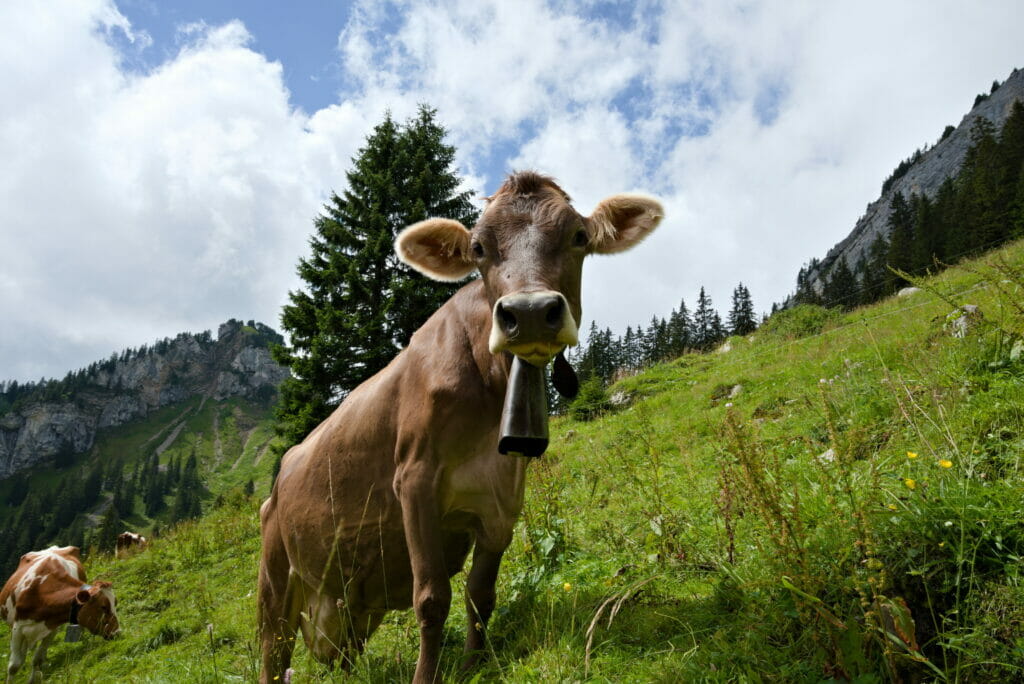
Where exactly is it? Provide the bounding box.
[489,291,578,365]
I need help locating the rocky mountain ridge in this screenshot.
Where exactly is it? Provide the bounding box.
[0,320,288,479]
[802,67,1024,293]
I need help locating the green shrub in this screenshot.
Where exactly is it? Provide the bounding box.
[759,304,842,340]
[568,376,610,421]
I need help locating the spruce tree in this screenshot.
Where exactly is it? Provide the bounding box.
[95,505,121,554]
[667,300,691,356]
[692,287,718,350]
[823,259,858,310]
[727,284,757,335]
[885,191,915,290]
[273,106,478,449]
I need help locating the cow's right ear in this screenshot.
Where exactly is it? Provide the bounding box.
[76,589,91,605]
[395,219,476,282]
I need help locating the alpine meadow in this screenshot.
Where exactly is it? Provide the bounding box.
[5,236,1024,682]
[3,6,1024,681]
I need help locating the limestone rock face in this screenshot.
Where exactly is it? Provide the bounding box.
[802,68,1024,294]
[0,319,289,479]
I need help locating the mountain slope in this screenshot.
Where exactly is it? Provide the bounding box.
[0,320,287,479]
[802,67,1024,293]
[13,238,1023,682]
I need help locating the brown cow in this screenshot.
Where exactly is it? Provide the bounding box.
[258,171,662,683]
[1,546,119,682]
[115,532,147,558]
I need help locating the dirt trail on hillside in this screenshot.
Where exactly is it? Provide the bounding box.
[142,402,197,448]
[212,410,223,465]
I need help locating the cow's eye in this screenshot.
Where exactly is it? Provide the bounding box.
[471,241,485,259]
[572,229,588,248]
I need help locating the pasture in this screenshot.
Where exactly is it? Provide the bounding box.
[4,239,1023,682]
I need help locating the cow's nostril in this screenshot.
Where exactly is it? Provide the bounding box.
[544,298,564,327]
[497,304,518,333]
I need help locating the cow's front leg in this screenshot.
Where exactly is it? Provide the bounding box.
[397,461,451,684]
[462,545,504,670]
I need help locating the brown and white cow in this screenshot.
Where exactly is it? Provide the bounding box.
[115,532,147,558]
[1,546,119,682]
[258,171,662,683]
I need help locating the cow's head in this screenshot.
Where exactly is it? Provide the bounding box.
[76,581,120,638]
[396,171,663,366]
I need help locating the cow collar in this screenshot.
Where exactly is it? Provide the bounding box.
[69,584,92,625]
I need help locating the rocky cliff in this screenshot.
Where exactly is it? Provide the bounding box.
[802,67,1024,292]
[0,320,289,479]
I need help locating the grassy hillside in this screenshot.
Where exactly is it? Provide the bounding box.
[5,240,1024,682]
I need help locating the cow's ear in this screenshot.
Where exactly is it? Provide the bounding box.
[586,194,663,254]
[76,589,91,605]
[395,218,475,282]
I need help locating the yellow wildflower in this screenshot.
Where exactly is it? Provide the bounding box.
[887,503,898,511]
[938,459,953,469]
[563,583,572,592]
[904,478,916,490]
[907,451,918,459]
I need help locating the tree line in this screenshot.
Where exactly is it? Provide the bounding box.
[557,284,757,418]
[796,97,1024,310]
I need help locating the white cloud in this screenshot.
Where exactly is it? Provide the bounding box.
[1,0,1022,380]
[0,2,343,381]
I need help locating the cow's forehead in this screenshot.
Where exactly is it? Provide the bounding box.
[478,193,580,235]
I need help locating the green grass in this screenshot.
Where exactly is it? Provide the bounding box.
[5,240,1024,682]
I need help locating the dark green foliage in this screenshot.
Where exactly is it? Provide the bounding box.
[170,452,203,523]
[272,106,478,450]
[95,505,121,554]
[759,304,840,341]
[692,287,724,350]
[821,258,859,310]
[727,283,757,334]
[563,287,732,403]
[568,376,610,422]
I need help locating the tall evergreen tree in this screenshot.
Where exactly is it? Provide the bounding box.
[692,287,719,350]
[885,191,915,290]
[727,284,757,335]
[273,107,479,449]
[823,258,859,310]
[95,505,121,554]
[667,300,691,356]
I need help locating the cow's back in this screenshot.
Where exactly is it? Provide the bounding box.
[1,546,84,626]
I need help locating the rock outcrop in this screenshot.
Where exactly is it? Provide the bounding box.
[802,68,1024,294]
[0,320,289,479]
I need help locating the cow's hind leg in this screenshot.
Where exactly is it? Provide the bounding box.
[7,624,30,681]
[27,631,55,684]
[462,545,504,670]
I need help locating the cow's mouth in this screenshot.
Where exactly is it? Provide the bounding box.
[504,342,564,367]
[488,291,579,362]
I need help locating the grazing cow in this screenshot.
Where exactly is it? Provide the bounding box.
[258,171,663,683]
[115,532,147,558]
[1,546,119,682]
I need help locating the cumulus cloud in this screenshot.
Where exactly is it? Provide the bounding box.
[0,2,336,381]
[1,0,1021,380]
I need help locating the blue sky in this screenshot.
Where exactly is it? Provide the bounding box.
[1,0,1022,382]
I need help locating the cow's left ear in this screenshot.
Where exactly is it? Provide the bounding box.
[76,589,91,605]
[586,194,664,254]
[395,218,476,282]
